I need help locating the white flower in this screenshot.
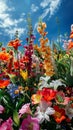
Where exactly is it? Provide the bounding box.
[35,100,55,123]
[49,79,65,90]
[38,76,50,89]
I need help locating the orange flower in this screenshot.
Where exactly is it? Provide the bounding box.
[53,105,66,123]
[0,52,10,61]
[0,79,10,89]
[68,41,73,49]
[8,38,21,50]
[70,32,73,39]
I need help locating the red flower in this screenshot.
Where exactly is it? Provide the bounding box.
[0,79,10,89]
[8,38,21,50]
[53,105,66,123]
[41,88,57,102]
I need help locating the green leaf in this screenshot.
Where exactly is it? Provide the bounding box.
[13,110,20,126]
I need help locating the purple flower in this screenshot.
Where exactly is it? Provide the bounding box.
[19,115,40,130]
[0,118,13,130]
[0,105,4,114]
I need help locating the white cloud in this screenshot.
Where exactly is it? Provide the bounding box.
[41,8,50,19]
[5,27,26,39]
[40,0,51,8]
[49,0,61,16]
[40,0,61,19]
[0,0,26,38]
[31,4,39,12]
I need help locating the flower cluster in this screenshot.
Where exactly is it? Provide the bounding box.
[0,21,73,130]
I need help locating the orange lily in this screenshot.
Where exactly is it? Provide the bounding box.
[0,52,10,61]
[8,38,21,50]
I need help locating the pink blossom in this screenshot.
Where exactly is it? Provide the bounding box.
[55,91,70,105]
[19,103,31,118]
[0,105,4,114]
[19,115,40,130]
[0,118,13,130]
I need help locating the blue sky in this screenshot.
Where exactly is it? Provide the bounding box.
[0,0,73,47]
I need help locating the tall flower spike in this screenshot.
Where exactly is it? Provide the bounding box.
[37,21,54,76]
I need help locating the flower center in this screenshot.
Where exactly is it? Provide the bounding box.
[28,123,33,130]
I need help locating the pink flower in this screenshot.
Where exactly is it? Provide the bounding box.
[55,91,70,105]
[0,118,13,130]
[19,115,40,130]
[19,103,31,118]
[0,105,4,114]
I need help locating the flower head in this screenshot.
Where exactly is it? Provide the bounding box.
[35,100,55,123]
[0,118,13,130]
[0,79,10,89]
[19,103,31,117]
[19,115,40,130]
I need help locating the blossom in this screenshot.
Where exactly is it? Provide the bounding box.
[19,115,40,130]
[53,105,66,123]
[38,76,50,89]
[0,118,13,130]
[0,79,10,89]
[35,100,55,123]
[19,103,31,117]
[55,91,70,105]
[8,38,21,50]
[0,105,4,114]
[7,83,20,99]
[20,69,28,80]
[41,88,57,102]
[49,79,65,90]
[31,93,42,104]
[0,52,10,61]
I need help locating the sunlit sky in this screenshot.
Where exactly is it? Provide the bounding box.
[0,0,73,47]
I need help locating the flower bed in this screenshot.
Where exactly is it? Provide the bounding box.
[0,21,73,130]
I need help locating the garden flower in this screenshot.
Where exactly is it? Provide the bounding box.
[0,79,10,89]
[8,38,21,50]
[19,103,31,117]
[38,76,50,89]
[53,105,66,123]
[7,83,20,99]
[55,91,70,105]
[0,105,4,114]
[0,52,10,61]
[31,93,42,104]
[41,88,57,102]
[0,118,13,130]
[35,100,55,123]
[20,69,28,80]
[19,115,40,130]
[49,79,66,90]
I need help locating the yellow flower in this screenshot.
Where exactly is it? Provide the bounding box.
[31,94,42,104]
[20,69,28,80]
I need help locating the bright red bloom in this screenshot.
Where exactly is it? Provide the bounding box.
[0,79,10,89]
[41,88,57,102]
[8,38,21,50]
[53,105,66,123]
